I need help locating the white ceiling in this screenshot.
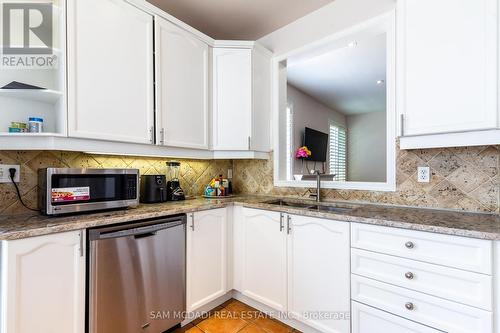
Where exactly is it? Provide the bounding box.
[147,0,334,40]
[287,33,387,115]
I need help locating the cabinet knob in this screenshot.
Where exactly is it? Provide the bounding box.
[405,302,415,311]
[405,272,414,280]
[405,241,415,249]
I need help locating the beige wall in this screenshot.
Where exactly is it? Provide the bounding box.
[288,84,346,174]
[346,111,386,182]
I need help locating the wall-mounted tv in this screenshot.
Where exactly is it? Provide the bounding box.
[304,127,328,162]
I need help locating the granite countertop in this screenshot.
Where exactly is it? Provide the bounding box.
[0,195,498,241]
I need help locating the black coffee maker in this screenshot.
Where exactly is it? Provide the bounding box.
[166,162,185,201]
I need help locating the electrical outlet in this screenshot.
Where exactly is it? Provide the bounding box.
[0,165,20,183]
[417,166,430,183]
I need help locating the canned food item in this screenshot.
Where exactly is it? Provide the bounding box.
[10,122,27,129]
[28,117,43,133]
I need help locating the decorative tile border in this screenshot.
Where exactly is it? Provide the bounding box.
[0,144,498,215]
[233,145,500,214]
[0,151,232,214]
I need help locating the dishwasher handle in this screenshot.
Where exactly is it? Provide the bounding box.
[134,231,157,239]
[90,218,185,241]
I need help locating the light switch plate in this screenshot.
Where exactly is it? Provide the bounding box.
[0,165,20,183]
[417,166,430,183]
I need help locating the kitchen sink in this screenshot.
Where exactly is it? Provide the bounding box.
[265,199,317,209]
[265,199,355,213]
[311,205,354,213]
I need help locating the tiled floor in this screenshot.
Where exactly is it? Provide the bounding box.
[172,299,301,333]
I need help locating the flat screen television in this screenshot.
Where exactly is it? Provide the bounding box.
[304,127,328,162]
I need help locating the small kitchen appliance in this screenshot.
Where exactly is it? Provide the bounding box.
[38,168,139,215]
[166,162,185,201]
[140,175,168,203]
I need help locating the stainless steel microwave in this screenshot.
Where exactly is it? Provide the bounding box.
[38,168,139,215]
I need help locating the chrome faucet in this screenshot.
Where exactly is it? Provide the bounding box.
[304,171,335,203]
[311,170,322,202]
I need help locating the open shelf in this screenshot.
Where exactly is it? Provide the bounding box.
[0,89,63,104]
[0,132,65,137]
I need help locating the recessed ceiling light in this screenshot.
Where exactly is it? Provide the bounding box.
[376,80,385,85]
[348,41,358,48]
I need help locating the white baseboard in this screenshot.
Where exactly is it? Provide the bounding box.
[181,292,233,327]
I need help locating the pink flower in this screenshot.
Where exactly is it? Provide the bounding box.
[295,146,312,159]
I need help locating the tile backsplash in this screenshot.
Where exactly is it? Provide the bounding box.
[233,145,500,214]
[0,151,232,215]
[0,145,499,215]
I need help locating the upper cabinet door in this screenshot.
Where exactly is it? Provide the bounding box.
[398,0,498,136]
[155,17,209,149]
[67,0,155,144]
[212,48,252,150]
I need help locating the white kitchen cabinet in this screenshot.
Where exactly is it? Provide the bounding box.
[155,16,209,149]
[287,214,351,333]
[351,222,493,274]
[250,47,272,152]
[352,301,442,333]
[67,0,155,144]
[495,242,499,333]
[351,274,493,333]
[241,208,287,311]
[351,248,493,310]
[231,206,245,292]
[187,209,228,312]
[1,231,85,333]
[212,45,272,152]
[212,48,252,150]
[397,0,500,148]
[351,223,495,333]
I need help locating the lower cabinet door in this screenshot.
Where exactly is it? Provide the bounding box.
[241,208,287,312]
[352,302,443,333]
[1,231,85,333]
[187,209,227,312]
[288,215,351,333]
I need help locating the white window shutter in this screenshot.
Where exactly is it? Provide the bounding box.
[329,122,346,181]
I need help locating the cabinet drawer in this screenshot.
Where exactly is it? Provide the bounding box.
[351,275,493,333]
[351,223,492,274]
[352,301,443,333]
[351,248,493,310]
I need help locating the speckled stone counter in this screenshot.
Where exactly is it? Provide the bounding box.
[0,196,498,241]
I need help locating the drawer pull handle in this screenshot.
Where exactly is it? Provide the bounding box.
[405,272,414,280]
[405,241,415,249]
[405,302,415,310]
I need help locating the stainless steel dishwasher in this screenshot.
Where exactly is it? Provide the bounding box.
[88,215,186,333]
